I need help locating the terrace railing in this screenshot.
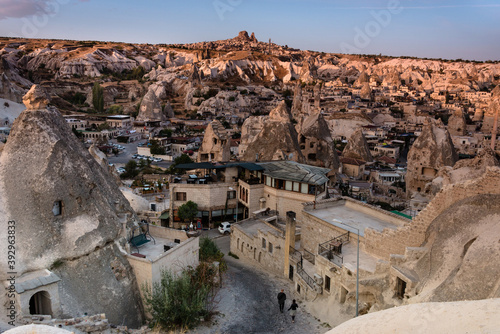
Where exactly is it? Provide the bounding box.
[318,232,350,267]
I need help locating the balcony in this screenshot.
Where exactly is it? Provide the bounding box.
[318,232,351,267]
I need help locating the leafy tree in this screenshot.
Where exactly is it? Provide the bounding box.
[159,129,173,137]
[143,269,210,330]
[169,154,194,174]
[107,104,123,114]
[150,139,166,155]
[177,201,198,223]
[92,82,104,113]
[97,122,110,131]
[121,159,139,179]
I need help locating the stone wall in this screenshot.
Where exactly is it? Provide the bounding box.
[230,220,286,277]
[127,236,199,301]
[365,167,500,259]
[264,187,316,221]
[148,225,188,242]
[170,182,238,211]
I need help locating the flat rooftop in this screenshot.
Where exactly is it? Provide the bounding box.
[129,236,181,261]
[306,200,402,237]
[236,218,283,237]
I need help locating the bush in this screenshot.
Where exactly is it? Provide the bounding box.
[143,269,210,330]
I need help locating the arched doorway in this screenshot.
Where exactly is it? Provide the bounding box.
[29,291,52,316]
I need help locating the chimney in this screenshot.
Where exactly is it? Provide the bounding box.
[283,211,296,277]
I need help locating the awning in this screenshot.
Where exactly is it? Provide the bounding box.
[175,162,216,170]
[159,211,170,220]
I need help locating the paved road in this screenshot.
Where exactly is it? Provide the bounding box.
[106,139,173,169]
[191,234,329,334]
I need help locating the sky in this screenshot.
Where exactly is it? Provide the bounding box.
[0,0,498,61]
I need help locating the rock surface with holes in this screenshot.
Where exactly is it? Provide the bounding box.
[0,85,143,327]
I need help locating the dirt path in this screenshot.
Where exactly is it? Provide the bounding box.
[190,235,330,334]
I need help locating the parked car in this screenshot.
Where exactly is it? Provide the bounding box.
[117,167,126,174]
[153,157,163,162]
[218,222,231,235]
[132,154,138,159]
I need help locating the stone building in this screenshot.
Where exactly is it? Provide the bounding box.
[168,160,330,228]
[197,120,231,163]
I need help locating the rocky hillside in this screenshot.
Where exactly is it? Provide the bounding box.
[0,32,499,116]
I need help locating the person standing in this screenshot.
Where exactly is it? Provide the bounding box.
[277,289,286,313]
[288,299,298,323]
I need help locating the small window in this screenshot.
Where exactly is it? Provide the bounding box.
[262,238,267,249]
[301,183,308,194]
[52,201,62,216]
[150,203,156,212]
[268,242,273,253]
[285,181,293,191]
[293,182,300,192]
[325,275,331,292]
[175,192,187,201]
[297,284,301,293]
[227,190,236,199]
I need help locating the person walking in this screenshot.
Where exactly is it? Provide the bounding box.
[288,299,298,323]
[277,289,286,313]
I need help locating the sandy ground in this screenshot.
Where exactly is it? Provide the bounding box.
[189,233,331,334]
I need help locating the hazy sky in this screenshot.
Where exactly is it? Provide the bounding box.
[0,0,498,61]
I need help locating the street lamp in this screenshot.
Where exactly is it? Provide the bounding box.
[334,219,360,317]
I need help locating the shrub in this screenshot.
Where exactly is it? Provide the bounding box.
[143,270,210,330]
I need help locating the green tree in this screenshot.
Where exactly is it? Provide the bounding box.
[177,201,198,223]
[143,269,210,330]
[121,160,139,179]
[159,129,173,137]
[92,82,104,113]
[97,122,110,131]
[150,139,166,155]
[107,104,123,114]
[169,154,194,174]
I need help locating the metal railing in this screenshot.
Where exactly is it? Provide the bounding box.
[297,263,316,289]
[290,247,316,289]
[318,232,350,267]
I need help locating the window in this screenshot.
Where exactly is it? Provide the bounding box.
[175,192,187,201]
[285,181,293,191]
[268,242,273,253]
[227,190,236,199]
[301,183,308,194]
[266,177,272,186]
[325,275,331,292]
[262,238,267,249]
[293,182,300,192]
[52,201,62,216]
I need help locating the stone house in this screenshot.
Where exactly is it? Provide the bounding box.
[169,163,241,228]
[127,225,199,301]
[340,157,366,179]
